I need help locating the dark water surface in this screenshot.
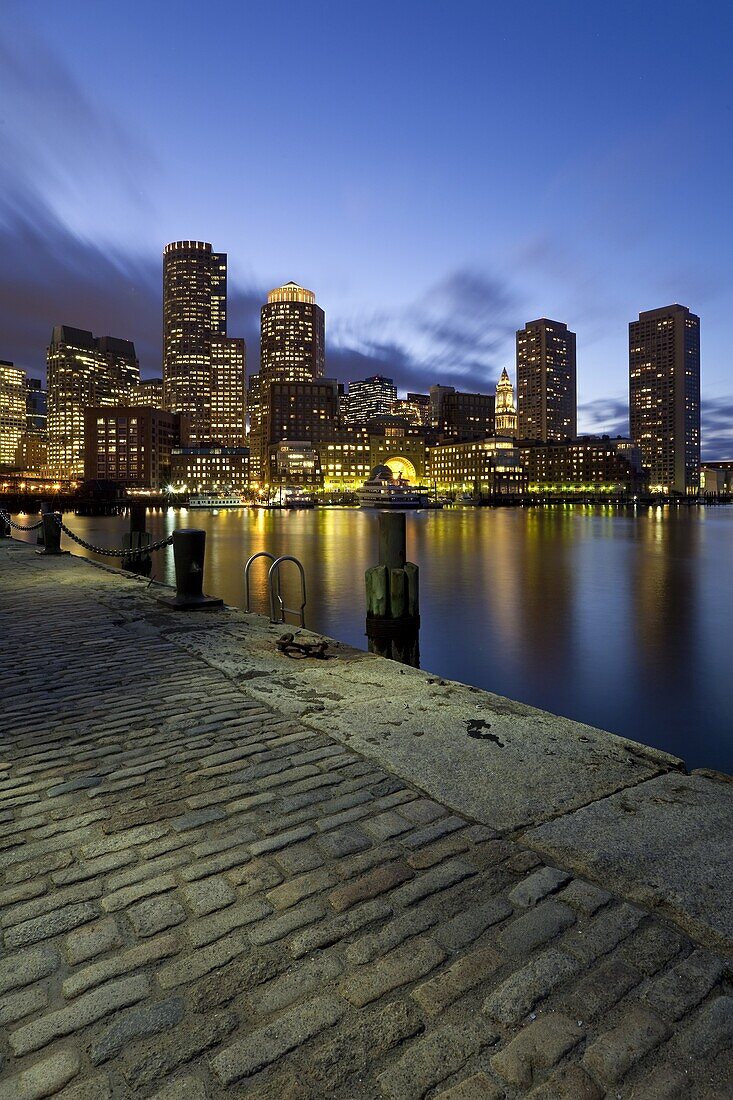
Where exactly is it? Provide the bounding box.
[15,504,733,772]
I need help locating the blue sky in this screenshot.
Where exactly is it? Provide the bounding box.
[1,0,732,454]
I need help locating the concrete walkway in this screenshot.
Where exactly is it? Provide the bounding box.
[0,537,731,1099]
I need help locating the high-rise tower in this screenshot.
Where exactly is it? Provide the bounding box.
[495,368,517,437]
[47,326,139,477]
[629,304,700,494]
[163,241,244,444]
[260,282,325,386]
[516,319,576,441]
[251,282,326,482]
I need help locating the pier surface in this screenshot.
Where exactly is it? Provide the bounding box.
[1,538,731,1099]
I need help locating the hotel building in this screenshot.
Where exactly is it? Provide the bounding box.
[516,318,577,441]
[629,304,700,494]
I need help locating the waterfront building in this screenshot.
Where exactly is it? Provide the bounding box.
[131,378,164,408]
[344,375,397,425]
[518,437,644,494]
[255,379,339,487]
[495,368,517,437]
[368,419,429,481]
[700,462,733,496]
[0,361,27,466]
[629,304,701,494]
[211,337,246,446]
[516,318,577,441]
[272,441,321,487]
[84,407,186,490]
[163,241,245,444]
[47,326,140,478]
[317,433,372,490]
[429,437,526,496]
[170,445,249,494]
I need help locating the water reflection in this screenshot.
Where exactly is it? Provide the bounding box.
[14,504,732,772]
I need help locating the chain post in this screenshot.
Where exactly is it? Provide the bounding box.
[156,529,223,611]
[36,512,69,556]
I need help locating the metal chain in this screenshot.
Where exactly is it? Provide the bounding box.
[52,515,174,558]
[0,509,44,531]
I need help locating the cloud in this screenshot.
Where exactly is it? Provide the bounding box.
[702,396,733,461]
[578,396,629,437]
[328,269,518,393]
[0,188,161,375]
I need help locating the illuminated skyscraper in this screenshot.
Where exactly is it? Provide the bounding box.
[0,361,26,466]
[162,241,243,443]
[260,282,325,385]
[211,337,246,446]
[495,368,517,437]
[516,318,576,441]
[629,304,700,494]
[252,281,326,481]
[344,375,397,425]
[47,327,139,478]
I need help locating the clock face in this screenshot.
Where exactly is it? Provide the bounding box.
[385,457,417,482]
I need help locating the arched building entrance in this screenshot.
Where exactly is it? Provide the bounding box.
[384,456,417,482]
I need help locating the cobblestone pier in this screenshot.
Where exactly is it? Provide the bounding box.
[0,538,731,1099]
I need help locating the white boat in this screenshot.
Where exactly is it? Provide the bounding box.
[358,466,427,509]
[188,493,244,509]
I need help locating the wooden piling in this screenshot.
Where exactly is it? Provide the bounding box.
[365,513,420,667]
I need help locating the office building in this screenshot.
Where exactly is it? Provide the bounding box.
[170,445,249,493]
[47,326,140,478]
[0,361,27,466]
[211,337,246,446]
[429,437,526,496]
[629,304,701,494]
[84,407,186,490]
[518,437,644,493]
[251,281,326,480]
[516,318,577,441]
[344,375,397,425]
[260,282,325,386]
[495,368,517,436]
[131,378,165,408]
[259,379,339,485]
[163,241,245,444]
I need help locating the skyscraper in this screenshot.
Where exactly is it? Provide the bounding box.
[162,241,244,444]
[211,337,246,447]
[495,368,517,437]
[516,319,577,441]
[344,375,397,425]
[629,304,700,494]
[47,327,139,477]
[260,282,325,386]
[0,361,26,466]
[251,281,326,482]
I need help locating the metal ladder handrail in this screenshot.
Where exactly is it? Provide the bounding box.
[244,551,277,613]
[268,555,307,627]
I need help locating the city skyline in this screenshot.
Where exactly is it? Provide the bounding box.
[1,2,732,457]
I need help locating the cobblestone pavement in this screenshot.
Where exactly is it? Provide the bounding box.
[0,540,731,1099]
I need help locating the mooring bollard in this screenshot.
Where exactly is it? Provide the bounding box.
[35,512,68,556]
[122,501,152,575]
[37,501,52,545]
[0,511,9,538]
[365,512,420,667]
[156,528,223,610]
